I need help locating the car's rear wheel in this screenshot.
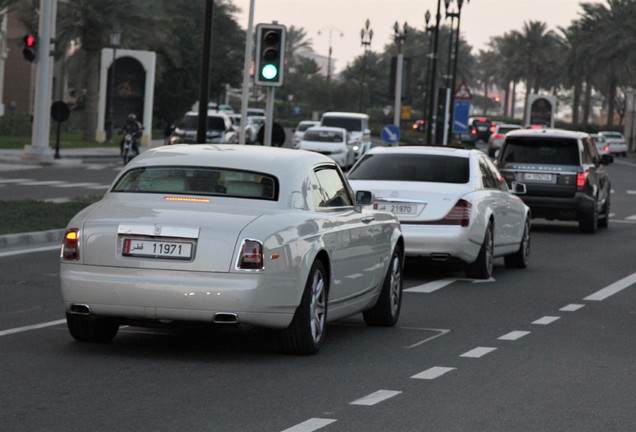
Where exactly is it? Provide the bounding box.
[504,218,530,268]
[363,245,403,326]
[466,223,493,279]
[281,260,328,355]
[579,205,598,233]
[598,196,610,229]
[66,313,119,343]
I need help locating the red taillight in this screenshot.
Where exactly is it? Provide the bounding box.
[412,124,418,130]
[492,133,504,139]
[576,172,588,188]
[237,239,264,270]
[471,129,477,135]
[62,229,80,260]
[439,199,472,226]
[603,145,610,152]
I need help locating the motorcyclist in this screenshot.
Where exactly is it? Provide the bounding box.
[120,113,143,155]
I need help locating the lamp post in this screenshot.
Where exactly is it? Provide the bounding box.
[109,31,121,145]
[318,26,344,110]
[442,0,458,145]
[449,0,469,132]
[393,21,407,129]
[423,11,434,142]
[359,19,373,112]
[425,0,443,145]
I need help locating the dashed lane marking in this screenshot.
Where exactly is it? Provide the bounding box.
[498,330,531,341]
[560,303,585,312]
[583,272,636,301]
[350,390,402,406]
[460,347,497,358]
[280,418,337,432]
[411,366,456,380]
[532,316,560,325]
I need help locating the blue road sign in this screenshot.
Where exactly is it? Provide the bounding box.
[381,124,401,146]
[453,100,471,133]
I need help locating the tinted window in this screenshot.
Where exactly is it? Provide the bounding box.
[303,130,344,142]
[322,117,362,132]
[297,122,317,132]
[312,167,353,208]
[500,137,580,165]
[348,153,470,184]
[499,126,520,134]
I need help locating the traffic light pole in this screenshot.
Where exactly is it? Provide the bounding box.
[263,87,275,146]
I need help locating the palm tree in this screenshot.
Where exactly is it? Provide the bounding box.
[285,25,314,69]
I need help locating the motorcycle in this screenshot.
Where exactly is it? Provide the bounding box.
[122,133,139,165]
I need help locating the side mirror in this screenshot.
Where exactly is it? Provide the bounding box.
[510,181,526,195]
[355,190,374,206]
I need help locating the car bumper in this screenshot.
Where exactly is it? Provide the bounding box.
[401,224,481,263]
[60,264,300,329]
[520,193,595,220]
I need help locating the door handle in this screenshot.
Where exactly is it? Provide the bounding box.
[362,216,375,224]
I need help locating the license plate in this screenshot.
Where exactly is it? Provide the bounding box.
[375,202,418,215]
[122,238,193,260]
[523,173,553,182]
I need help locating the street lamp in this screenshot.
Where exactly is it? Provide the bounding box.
[359,19,373,112]
[393,21,407,129]
[109,31,121,145]
[423,10,435,141]
[442,0,458,145]
[318,26,344,110]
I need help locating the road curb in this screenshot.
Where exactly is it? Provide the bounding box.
[0,229,64,250]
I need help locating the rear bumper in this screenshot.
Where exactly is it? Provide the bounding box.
[401,224,481,263]
[520,193,595,220]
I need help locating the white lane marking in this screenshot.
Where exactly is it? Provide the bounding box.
[498,330,531,341]
[626,215,636,221]
[403,327,451,349]
[280,418,337,432]
[53,182,101,188]
[612,218,636,224]
[0,244,60,258]
[0,319,66,337]
[411,366,456,380]
[87,185,110,190]
[460,347,497,358]
[627,190,636,195]
[0,178,32,183]
[21,180,66,186]
[560,304,585,312]
[532,316,560,325]
[584,272,636,301]
[350,390,402,406]
[405,278,457,293]
[44,197,71,203]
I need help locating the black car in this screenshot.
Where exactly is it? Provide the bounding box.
[469,117,493,142]
[496,128,612,233]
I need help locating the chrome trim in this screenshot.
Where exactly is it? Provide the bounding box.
[118,224,200,239]
[234,238,265,272]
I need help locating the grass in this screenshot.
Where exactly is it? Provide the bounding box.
[0,196,102,235]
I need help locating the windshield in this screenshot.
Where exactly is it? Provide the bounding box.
[348,153,469,183]
[303,129,344,142]
[322,117,362,132]
[501,138,580,165]
[112,166,278,200]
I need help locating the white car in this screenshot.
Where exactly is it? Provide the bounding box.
[487,123,522,157]
[168,111,237,145]
[598,131,628,156]
[348,146,531,279]
[321,112,372,161]
[591,134,612,158]
[60,145,404,355]
[297,126,354,170]
[292,120,320,146]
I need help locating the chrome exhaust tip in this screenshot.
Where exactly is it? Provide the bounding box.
[69,304,92,315]
[213,312,239,324]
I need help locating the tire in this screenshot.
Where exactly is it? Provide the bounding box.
[598,196,610,229]
[579,205,598,233]
[466,223,494,279]
[66,312,119,343]
[504,218,530,268]
[363,245,404,326]
[281,260,328,355]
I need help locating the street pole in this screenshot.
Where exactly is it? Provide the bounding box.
[393,22,407,131]
[425,0,442,145]
[359,19,373,113]
[449,0,469,142]
[108,31,120,145]
[442,2,457,146]
[239,0,255,145]
[197,0,214,144]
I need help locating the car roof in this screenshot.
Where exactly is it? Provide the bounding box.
[321,112,369,119]
[504,128,589,139]
[185,110,231,119]
[305,126,346,133]
[365,145,477,158]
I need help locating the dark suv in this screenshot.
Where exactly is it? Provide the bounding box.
[496,128,612,233]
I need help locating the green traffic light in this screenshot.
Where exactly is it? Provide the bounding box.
[262,64,278,80]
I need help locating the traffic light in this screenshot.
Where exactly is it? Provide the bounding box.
[254,23,286,87]
[22,34,37,62]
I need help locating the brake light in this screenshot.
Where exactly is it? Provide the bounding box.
[237,239,264,270]
[492,133,504,139]
[603,145,610,152]
[412,124,418,130]
[429,199,472,227]
[471,129,477,135]
[576,172,588,188]
[62,229,80,260]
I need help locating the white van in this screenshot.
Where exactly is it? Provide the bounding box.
[320,112,371,160]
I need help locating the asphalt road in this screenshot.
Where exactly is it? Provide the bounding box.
[1,149,635,431]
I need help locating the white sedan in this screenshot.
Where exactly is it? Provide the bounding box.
[60,145,404,355]
[348,146,531,279]
[297,126,354,170]
[598,131,628,157]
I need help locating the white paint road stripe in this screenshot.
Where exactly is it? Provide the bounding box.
[21,180,66,186]
[405,278,457,293]
[280,418,337,432]
[532,316,560,325]
[584,272,636,301]
[350,390,402,406]
[53,182,101,188]
[0,178,32,183]
[560,303,585,312]
[0,319,66,337]
[460,347,497,358]
[498,330,531,341]
[411,366,456,380]
[0,244,60,258]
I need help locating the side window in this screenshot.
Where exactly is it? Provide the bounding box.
[581,137,597,164]
[313,167,353,208]
[480,156,508,191]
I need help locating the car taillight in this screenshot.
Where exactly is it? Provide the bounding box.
[438,199,471,227]
[237,239,264,270]
[492,133,504,139]
[62,229,80,260]
[471,129,477,135]
[576,172,588,188]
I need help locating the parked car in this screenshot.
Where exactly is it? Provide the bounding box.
[321,112,372,161]
[347,146,531,279]
[292,120,320,147]
[297,126,354,170]
[598,131,628,156]
[168,111,237,145]
[496,128,612,233]
[487,123,522,157]
[59,145,404,355]
[591,134,612,159]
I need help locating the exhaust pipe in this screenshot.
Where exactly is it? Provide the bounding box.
[69,304,92,315]
[213,312,239,324]
[430,253,451,261]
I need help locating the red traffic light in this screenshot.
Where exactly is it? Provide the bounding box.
[22,34,37,62]
[24,34,35,47]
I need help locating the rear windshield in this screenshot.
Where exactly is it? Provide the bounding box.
[322,117,362,132]
[112,166,278,200]
[499,126,520,134]
[303,130,344,142]
[500,137,580,165]
[179,115,227,131]
[348,154,469,184]
[297,123,317,132]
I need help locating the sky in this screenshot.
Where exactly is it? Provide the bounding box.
[231,0,605,72]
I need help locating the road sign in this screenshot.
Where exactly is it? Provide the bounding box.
[452,100,471,133]
[454,81,472,100]
[381,124,400,146]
